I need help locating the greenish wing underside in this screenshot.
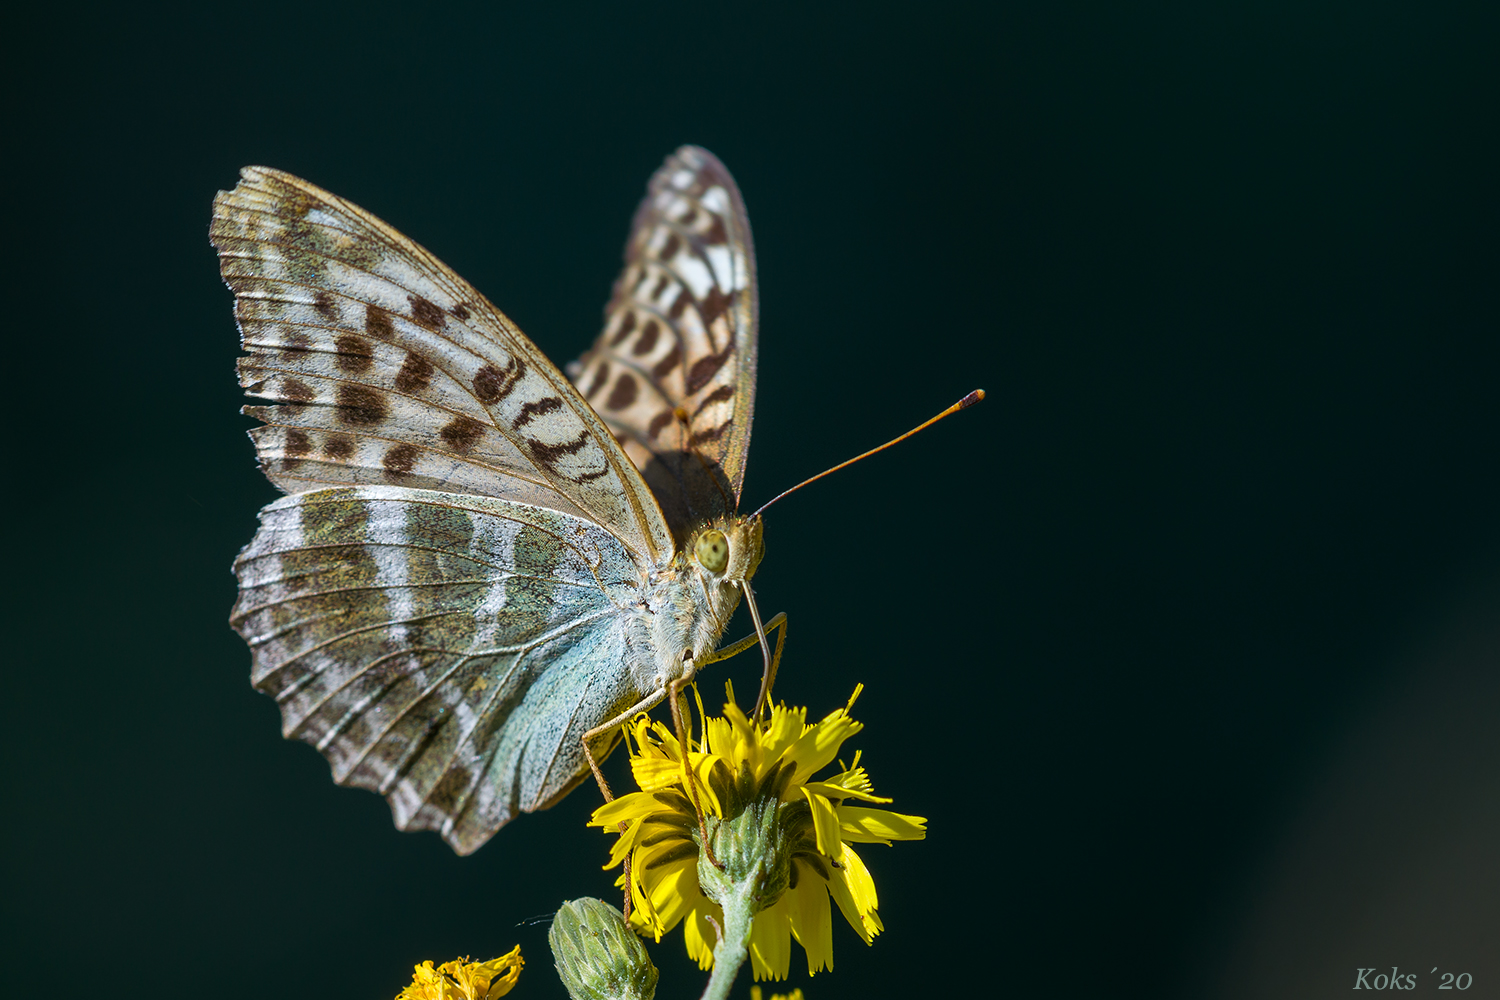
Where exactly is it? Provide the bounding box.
[231,486,648,856]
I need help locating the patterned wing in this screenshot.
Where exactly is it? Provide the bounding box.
[567,146,758,536]
[212,168,674,566]
[232,486,654,855]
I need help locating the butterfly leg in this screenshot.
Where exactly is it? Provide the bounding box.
[581,688,669,803]
[700,610,788,720]
[668,674,722,870]
[581,687,669,922]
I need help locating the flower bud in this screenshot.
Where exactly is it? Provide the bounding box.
[549,897,659,1000]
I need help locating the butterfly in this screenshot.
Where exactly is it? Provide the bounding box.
[213,146,778,855]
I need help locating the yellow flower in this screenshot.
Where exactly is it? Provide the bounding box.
[396,947,523,1000]
[589,685,926,981]
[750,989,805,1000]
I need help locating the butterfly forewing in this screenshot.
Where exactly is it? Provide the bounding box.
[216,150,762,856]
[232,486,647,854]
[212,167,673,564]
[567,146,758,534]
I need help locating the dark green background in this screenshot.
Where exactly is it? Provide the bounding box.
[5,4,1497,998]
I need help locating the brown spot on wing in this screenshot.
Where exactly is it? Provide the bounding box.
[649,273,670,300]
[382,443,419,477]
[703,216,729,246]
[699,286,731,326]
[609,311,637,347]
[283,428,311,468]
[393,352,435,393]
[313,291,338,320]
[280,332,312,360]
[335,384,388,425]
[324,434,354,459]
[606,373,638,411]
[440,415,486,453]
[660,233,681,260]
[686,343,734,394]
[281,378,315,404]
[451,302,472,321]
[408,295,447,330]
[366,304,396,340]
[689,419,733,447]
[473,358,524,404]
[652,345,682,379]
[334,335,374,374]
[529,429,591,470]
[669,291,689,320]
[647,409,675,440]
[584,361,611,399]
[514,396,563,428]
[692,384,735,415]
[633,320,660,357]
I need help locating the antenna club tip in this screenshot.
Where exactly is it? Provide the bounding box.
[959,388,986,408]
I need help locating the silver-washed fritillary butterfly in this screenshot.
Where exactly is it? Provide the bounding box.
[213,146,981,856]
[214,147,771,855]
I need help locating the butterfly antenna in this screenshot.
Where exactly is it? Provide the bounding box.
[750,389,985,518]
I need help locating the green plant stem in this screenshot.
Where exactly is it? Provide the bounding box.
[698,877,757,1000]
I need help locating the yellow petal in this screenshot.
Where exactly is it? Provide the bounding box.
[687,753,726,816]
[629,756,682,790]
[473,947,523,999]
[682,902,722,970]
[786,871,834,975]
[589,792,657,828]
[836,806,927,843]
[703,714,734,759]
[801,789,842,858]
[836,842,880,922]
[634,833,696,877]
[786,710,862,782]
[748,896,793,981]
[396,961,443,1000]
[801,780,892,805]
[823,867,873,945]
[814,759,881,797]
[643,856,701,932]
[762,702,807,758]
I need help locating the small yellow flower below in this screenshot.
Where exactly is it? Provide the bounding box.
[750,988,805,1000]
[396,946,523,1000]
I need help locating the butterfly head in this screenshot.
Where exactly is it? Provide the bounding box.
[689,515,764,585]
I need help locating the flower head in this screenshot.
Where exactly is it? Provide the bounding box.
[396,947,523,1000]
[589,685,926,981]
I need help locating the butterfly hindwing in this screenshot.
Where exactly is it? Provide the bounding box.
[232,486,648,855]
[567,146,759,535]
[212,167,674,564]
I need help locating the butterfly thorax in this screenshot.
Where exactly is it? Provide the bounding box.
[637,515,764,690]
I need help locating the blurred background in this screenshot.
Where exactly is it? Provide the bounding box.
[4,3,1496,997]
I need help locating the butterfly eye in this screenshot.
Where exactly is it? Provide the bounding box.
[695,530,729,573]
